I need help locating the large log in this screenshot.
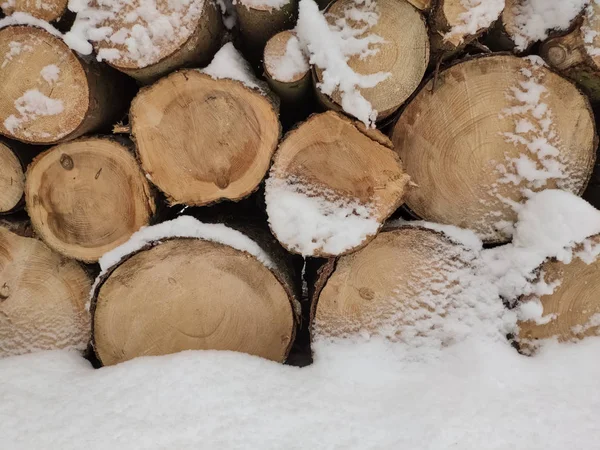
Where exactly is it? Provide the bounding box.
[130,70,280,207]
[313,0,429,122]
[265,111,410,257]
[0,26,126,145]
[88,0,224,84]
[391,54,597,244]
[25,137,155,262]
[90,218,300,365]
[0,224,91,358]
[1,0,67,22]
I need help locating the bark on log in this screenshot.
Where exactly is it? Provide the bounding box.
[311,226,469,339]
[391,54,597,244]
[540,5,600,103]
[516,234,600,354]
[130,70,281,207]
[265,111,411,258]
[0,139,39,214]
[1,0,67,22]
[0,224,91,358]
[25,137,155,262]
[92,0,223,84]
[90,229,300,365]
[0,26,126,145]
[314,0,429,121]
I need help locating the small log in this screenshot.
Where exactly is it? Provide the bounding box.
[391,54,597,244]
[311,226,469,339]
[91,0,224,84]
[540,4,600,102]
[517,234,600,353]
[314,0,429,121]
[233,0,297,62]
[265,111,411,257]
[0,140,38,214]
[130,70,280,206]
[25,137,155,262]
[1,0,67,22]
[90,225,300,365]
[263,30,310,104]
[0,224,91,358]
[0,25,126,145]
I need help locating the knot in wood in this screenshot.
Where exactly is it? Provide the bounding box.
[0,283,10,300]
[60,154,74,170]
[546,45,567,67]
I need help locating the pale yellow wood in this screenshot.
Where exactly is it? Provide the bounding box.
[131,70,280,206]
[93,238,296,365]
[406,0,431,11]
[1,0,67,22]
[25,138,155,262]
[0,226,91,358]
[0,142,24,213]
[391,55,596,243]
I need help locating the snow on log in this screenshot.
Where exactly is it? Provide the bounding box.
[25,137,155,262]
[234,0,297,59]
[0,140,38,214]
[517,234,600,353]
[541,2,600,102]
[310,0,429,123]
[391,54,596,244]
[0,26,125,144]
[263,30,310,104]
[130,70,280,207]
[429,0,504,59]
[0,224,91,358]
[265,111,410,257]
[90,217,299,366]
[1,0,68,22]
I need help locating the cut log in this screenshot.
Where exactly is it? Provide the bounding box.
[90,223,299,365]
[311,226,470,340]
[233,0,297,61]
[429,0,504,60]
[407,0,431,11]
[314,0,429,121]
[516,235,600,353]
[25,137,155,262]
[263,30,310,104]
[130,70,280,206]
[91,0,223,84]
[1,0,67,22]
[0,140,29,214]
[541,5,600,102]
[391,55,596,243]
[265,111,411,257]
[0,25,126,145]
[0,225,91,358]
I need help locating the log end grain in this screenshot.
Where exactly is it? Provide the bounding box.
[1,0,68,22]
[0,141,25,214]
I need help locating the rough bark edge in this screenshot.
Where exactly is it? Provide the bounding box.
[89,235,300,365]
[266,110,411,258]
[0,138,42,214]
[130,70,282,207]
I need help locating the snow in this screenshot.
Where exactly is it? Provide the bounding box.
[295,0,389,126]
[201,42,265,92]
[444,0,505,44]
[0,11,63,38]
[508,0,589,50]
[215,0,236,29]
[3,89,63,135]
[265,176,379,256]
[40,64,60,84]
[1,40,31,69]
[234,0,289,9]
[265,33,309,82]
[583,0,600,58]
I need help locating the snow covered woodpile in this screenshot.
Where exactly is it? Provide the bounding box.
[2,0,600,369]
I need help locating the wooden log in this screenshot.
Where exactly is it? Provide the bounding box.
[90,221,300,365]
[233,0,297,62]
[314,0,429,121]
[130,70,280,207]
[391,54,597,244]
[0,224,91,358]
[265,111,411,257]
[0,26,126,145]
[516,234,600,353]
[407,0,431,12]
[25,137,155,262]
[0,140,39,214]
[263,30,310,104]
[311,226,469,339]
[1,0,67,22]
[91,0,224,84]
[540,4,600,102]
